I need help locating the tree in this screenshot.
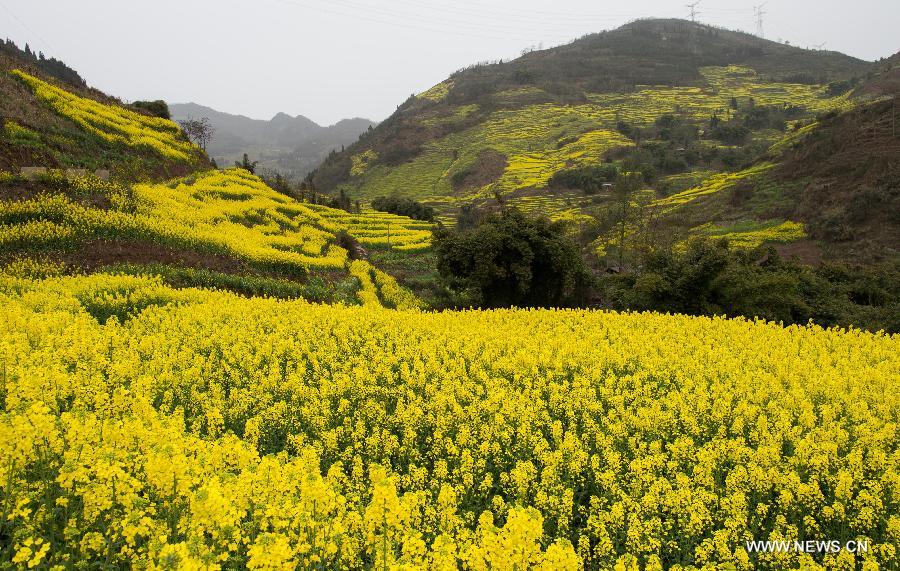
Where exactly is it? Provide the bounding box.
[326,188,354,212]
[612,171,644,268]
[235,153,258,174]
[262,171,292,196]
[433,208,591,308]
[177,116,215,151]
[548,164,618,194]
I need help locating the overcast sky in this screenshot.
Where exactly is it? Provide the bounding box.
[2,0,898,125]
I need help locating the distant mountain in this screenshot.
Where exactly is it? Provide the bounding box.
[169,103,375,178]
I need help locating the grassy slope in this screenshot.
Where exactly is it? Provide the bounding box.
[0,54,205,178]
[310,19,888,261]
[649,64,900,263]
[0,54,432,308]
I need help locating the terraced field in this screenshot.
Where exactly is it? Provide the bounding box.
[12,70,200,162]
[340,66,849,231]
[0,168,428,309]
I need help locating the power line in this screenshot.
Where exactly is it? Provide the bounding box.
[0,0,59,55]
[267,0,588,42]
[686,1,701,23]
[753,3,766,39]
[372,0,640,26]
[330,0,634,37]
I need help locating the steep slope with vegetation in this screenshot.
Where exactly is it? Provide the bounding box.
[634,59,899,263]
[0,47,428,310]
[0,46,205,178]
[308,19,890,262]
[310,21,863,196]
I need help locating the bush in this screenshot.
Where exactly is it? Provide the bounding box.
[371,196,435,222]
[710,124,750,145]
[602,238,900,332]
[131,100,171,120]
[548,164,618,194]
[433,208,591,308]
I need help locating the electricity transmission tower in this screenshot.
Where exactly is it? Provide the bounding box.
[686,1,701,23]
[754,4,766,38]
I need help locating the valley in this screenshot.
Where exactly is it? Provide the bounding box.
[0,14,898,570]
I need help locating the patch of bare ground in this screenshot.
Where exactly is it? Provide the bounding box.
[773,239,823,265]
[63,239,249,274]
[450,149,507,193]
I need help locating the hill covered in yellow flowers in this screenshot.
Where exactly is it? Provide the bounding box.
[1,63,430,309]
[308,19,899,264]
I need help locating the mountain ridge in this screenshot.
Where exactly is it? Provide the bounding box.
[169,102,375,177]
[306,18,893,264]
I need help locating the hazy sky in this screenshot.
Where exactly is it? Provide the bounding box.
[2,0,898,125]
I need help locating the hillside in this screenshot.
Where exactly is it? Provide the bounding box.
[1,21,899,571]
[308,19,887,262]
[0,45,205,178]
[1,38,85,87]
[170,102,375,178]
[0,51,431,311]
[640,59,899,264]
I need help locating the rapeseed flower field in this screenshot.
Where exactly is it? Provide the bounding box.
[344,66,849,224]
[2,48,896,571]
[11,71,198,162]
[0,274,896,569]
[0,167,427,308]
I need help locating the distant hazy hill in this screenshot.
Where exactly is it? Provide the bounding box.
[169,103,375,178]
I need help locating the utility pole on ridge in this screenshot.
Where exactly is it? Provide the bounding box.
[686,1,701,23]
[754,4,766,39]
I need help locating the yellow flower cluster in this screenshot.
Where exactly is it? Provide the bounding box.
[653,162,775,209]
[418,80,454,102]
[1,274,897,569]
[697,220,807,249]
[308,204,432,252]
[0,169,340,273]
[349,259,423,310]
[1,168,424,306]
[11,70,197,162]
[2,120,42,147]
[351,150,379,177]
[132,169,348,272]
[499,129,633,194]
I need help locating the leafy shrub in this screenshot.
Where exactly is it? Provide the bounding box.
[433,207,591,308]
[548,164,618,194]
[371,195,435,222]
[603,238,900,332]
[131,100,171,119]
[710,124,751,145]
